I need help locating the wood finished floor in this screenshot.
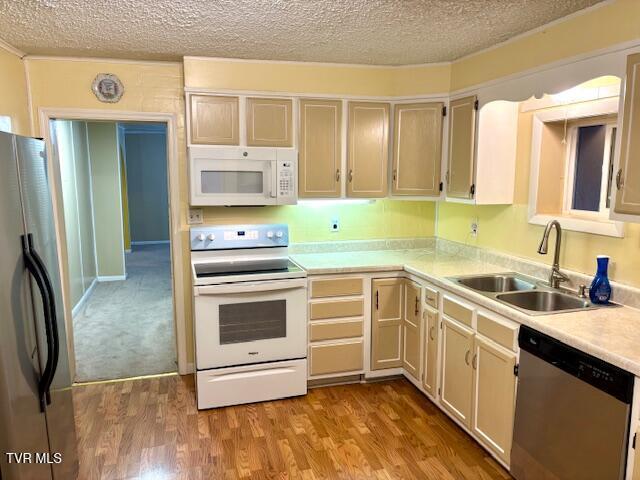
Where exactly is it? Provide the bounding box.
[73,375,512,480]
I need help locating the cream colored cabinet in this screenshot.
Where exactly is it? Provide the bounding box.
[614,53,640,216]
[440,316,475,427]
[402,280,422,379]
[392,102,444,196]
[471,335,517,465]
[190,95,239,145]
[423,306,439,396]
[308,276,365,378]
[371,278,403,370]
[298,99,342,198]
[632,432,640,480]
[347,102,390,198]
[246,97,293,147]
[446,95,477,199]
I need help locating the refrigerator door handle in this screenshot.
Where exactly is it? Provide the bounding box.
[22,234,58,410]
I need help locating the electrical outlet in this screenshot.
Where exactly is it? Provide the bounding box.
[188,208,204,225]
[330,217,340,232]
[470,221,478,237]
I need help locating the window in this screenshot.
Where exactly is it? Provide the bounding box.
[564,121,617,217]
[0,116,12,134]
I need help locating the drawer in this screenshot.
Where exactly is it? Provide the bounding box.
[310,299,364,320]
[477,313,518,351]
[309,341,363,376]
[443,296,474,327]
[310,277,364,298]
[424,286,439,308]
[309,319,363,342]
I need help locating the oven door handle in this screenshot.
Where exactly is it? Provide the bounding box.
[196,278,307,295]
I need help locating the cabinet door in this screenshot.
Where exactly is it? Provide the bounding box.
[441,317,474,427]
[423,307,439,396]
[402,280,422,379]
[347,102,390,198]
[447,95,477,199]
[392,102,444,196]
[472,335,517,465]
[371,278,403,370]
[190,95,239,145]
[614,53,640,215]
[299,99,342,198]
[633,430,640,480]
[246,97,293,147]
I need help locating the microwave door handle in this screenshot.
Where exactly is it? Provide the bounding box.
[269,162,277,198]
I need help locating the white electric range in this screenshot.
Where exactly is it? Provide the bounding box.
[190,224,307,409]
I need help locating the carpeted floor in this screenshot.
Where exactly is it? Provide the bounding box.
[72,243,176,382]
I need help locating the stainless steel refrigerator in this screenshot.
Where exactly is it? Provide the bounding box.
[0,132,78,479]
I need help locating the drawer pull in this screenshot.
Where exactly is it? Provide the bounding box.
[414,296,419,316]
[429,326,435,341]
[375,290,379,310]
[464,350,471,366]
[472,353,478,370]
[336,169,341,182]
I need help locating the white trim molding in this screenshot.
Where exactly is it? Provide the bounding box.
[97,274,127,282]
[71,278,97,318]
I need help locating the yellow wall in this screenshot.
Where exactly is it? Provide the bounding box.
[0,47,30,135]
[451,0,640,90]
[437,99,640,288]
[184,57,450,96]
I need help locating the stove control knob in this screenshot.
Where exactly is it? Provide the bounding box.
[207,234,215,241]
[276,231,283,238]
[196,234,205,242]
[266,231,274,239]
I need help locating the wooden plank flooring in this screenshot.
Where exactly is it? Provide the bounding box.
[73,375,512,479]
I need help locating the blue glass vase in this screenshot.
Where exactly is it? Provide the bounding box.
[589,255,612,304]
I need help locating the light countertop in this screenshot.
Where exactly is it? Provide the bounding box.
[292,248,640,377]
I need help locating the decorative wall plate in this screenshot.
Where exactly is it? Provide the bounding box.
[92,73,124,103]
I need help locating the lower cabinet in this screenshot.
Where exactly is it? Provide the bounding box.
[440,316,475,427]
[423,306,439,396]
[309,340,364,376]
[371,278,404,370]
[633,433,640,480]
[402,280,422,379]
[472,335,517,465]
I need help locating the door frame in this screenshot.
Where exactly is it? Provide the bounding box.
[38,107,188,378]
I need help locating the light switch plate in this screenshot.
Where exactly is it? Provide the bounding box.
[330,217,340,232]
[188,208,204,225]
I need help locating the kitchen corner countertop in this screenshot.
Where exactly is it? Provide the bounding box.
[292,248,640,377]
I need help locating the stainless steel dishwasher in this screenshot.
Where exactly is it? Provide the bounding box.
[511,326,634,480]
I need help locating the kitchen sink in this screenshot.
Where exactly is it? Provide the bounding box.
[455,274,536,293]
[496,290,591,314]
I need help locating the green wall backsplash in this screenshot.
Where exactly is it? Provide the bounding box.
[202,199,436,243]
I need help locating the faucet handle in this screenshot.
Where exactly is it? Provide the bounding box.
[578,284,589,298]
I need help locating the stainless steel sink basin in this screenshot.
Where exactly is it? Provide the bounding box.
[496,290,591,314]
[455,274,536,293]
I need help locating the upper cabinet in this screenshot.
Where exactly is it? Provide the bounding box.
[246,97,293,147]
[447,96,477,199]
[392,102,444,197]
[445,96,519,204]
[347,102,390,198]
[190,95,239,145]
[613,53,640,217]
[298,99,342,198]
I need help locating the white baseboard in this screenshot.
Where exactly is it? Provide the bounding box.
[97,274,127,282]
[131,240,170,245]
[125,249,132,253]
[72,278,97,317]
[182,362,195,375]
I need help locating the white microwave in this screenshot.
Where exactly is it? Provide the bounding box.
[189,146,297,206]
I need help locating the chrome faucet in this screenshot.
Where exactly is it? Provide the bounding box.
[538,220,570,289]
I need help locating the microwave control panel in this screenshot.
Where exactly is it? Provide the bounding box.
[277,160,296,201]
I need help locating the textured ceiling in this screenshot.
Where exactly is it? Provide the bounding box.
[0,0,603,65]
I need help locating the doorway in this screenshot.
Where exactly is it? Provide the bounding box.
[50,119,176,382]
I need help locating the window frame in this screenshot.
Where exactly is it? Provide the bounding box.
[527,96,624,238]
[562,120,617,220]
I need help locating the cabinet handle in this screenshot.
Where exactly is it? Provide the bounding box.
[375,290,379,310]
[426,295,436,304]
[414,296,419,316]
[336,169,340,182]
[348,169,353,182]
[393,169,397,182]
[472,353,478,370]
[445,170,450,185]
[464,350,471,365]
[616,169,624,190]
[429,326,435,341]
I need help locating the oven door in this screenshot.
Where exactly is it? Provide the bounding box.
[194,278,307,369]
[190,150,277,205]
